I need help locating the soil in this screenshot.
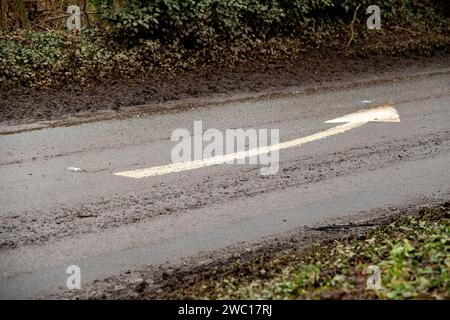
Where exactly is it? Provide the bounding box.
[1,48,449,124]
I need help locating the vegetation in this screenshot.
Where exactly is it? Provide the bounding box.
[1,1,449,88]
[156,206,450,299]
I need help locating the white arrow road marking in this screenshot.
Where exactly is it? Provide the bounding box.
[114,103,400,178]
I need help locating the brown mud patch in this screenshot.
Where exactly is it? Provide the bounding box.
[1,48,449,125]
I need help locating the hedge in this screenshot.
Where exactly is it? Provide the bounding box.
[1,0,449,87]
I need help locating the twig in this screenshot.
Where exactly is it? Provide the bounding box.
[44,11,98,22]
[346,4,361,48]
[82,0,90,29]
[35,23,52,31]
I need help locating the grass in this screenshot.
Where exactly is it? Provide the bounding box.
[163,205,449,300]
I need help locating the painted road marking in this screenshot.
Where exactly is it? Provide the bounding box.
[114,103,400,178]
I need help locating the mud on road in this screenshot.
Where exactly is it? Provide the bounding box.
[2,129,449,251]
[54,201,450,300]
[1,50,449,124]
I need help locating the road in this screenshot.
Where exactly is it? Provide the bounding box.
[1,68,449,299]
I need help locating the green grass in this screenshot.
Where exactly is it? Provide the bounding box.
[165,206,449,299]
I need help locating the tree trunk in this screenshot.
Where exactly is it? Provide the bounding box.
[14,0,29,29]
[114,0,122,13]
[0,0,7,29]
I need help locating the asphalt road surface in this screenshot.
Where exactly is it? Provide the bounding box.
[1,67,449,299]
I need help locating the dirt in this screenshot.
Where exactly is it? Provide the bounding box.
[53,201,449,300]
[2,130,449,251]
[1,48,449,124]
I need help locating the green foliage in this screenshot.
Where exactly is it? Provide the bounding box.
[105,0,449,47]
[0,31,66,86]
[0,0,449,88]
[174,207,449,299]
[104,0,287,47]
[0,30,140,87]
